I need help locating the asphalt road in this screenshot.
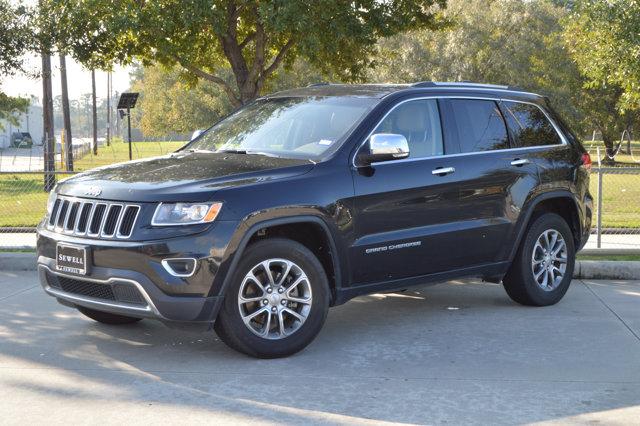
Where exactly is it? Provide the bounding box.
[0,270,639,425]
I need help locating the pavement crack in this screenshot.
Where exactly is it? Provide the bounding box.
[581,279,640,343]
[0,285,40,302]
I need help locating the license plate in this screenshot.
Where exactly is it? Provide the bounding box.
[56,243,89,275]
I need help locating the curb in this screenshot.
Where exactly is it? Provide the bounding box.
[580,248,640,256]
[0,252,37,271]
[574,260,640,280]
[1,253,639,280]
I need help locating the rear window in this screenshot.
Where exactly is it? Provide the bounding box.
[449,99,510,153]
[500,101,562,147]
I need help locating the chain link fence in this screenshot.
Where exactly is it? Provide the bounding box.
[1,166,639,249]
[0,138,186,238]
[591,167,640,249]
[0,137,186,173]
[0,172,76,232]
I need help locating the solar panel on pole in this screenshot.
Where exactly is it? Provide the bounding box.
[117,93,139,161]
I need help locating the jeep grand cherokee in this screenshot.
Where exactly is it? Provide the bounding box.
[37,82,593,358]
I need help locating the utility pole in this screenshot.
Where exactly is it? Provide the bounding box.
[91,69,98,155]
[114,90,120,137]
[42,53,55,191]
[59,55,73,171]
[84,95,90,137]
[106,72,111,146]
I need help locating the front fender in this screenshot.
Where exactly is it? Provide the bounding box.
[208,210,347,310]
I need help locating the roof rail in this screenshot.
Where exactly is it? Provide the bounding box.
[412,81,526,91]
[307,82,331,87]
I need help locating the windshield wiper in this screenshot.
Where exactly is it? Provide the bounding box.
[218,149,248,154]
[218,149,281,158]
[184,148,215,153]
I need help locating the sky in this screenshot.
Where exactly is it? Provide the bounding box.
[0,55,133,105]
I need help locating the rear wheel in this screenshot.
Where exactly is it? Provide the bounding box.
[214,238,330,358]
[503,213,575,306]
[77,306,143,325]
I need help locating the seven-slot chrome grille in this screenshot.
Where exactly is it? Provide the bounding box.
[47,196,140,239]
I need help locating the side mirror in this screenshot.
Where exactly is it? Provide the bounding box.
[357,133,410,166]
[190,129,205,141]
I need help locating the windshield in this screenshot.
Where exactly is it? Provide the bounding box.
[186,96,376,159]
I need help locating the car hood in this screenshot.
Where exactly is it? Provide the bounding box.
[56,151,314,202]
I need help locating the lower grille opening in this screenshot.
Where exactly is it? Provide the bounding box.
[112,284,146,304]
[46,272,147,306]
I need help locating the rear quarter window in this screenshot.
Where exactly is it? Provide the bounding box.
[500,101,562,147]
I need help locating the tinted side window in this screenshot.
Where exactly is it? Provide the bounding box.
[373,99,443,158]
[449,99,509,152]
[501,101,562,147]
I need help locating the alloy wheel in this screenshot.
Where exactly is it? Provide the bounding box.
[531,229,568,291]
[237,258,313,339]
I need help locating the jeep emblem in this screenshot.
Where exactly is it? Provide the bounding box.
[84,186,102,197]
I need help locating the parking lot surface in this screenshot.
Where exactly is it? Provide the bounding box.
[0,270,639,425]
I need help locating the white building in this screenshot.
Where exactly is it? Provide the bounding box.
[0,103,43,149]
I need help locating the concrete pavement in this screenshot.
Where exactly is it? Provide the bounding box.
[0,232,36,249]
[0,271,639,424]
[584,233,640,250]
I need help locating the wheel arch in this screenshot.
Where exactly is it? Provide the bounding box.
[508,191,582,263]
[217,215,344,310]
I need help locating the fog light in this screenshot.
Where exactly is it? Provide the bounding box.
[161,258,197,277]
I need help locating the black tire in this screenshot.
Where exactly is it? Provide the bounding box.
[77,306,143,325]
[503,213,576,306]
[214,238,330,358]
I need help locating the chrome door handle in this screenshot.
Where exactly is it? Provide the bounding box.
[510,158,530,166]
[432,166,455,176]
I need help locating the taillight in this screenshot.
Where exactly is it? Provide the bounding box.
[581,152,592,170]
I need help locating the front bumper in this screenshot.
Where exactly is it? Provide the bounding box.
[38,260,221,329]
[36,221,240,328]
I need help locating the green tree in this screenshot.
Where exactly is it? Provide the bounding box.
[565,0,640,112]
[370,0,583,129]
[369,0,634,160]
[130,65,233,137]
[534,17,629,159]
[129,57,329,137]
[45,0,447,107]
[0,1,31,128]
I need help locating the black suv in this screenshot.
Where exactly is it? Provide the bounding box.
[37,82,593,358]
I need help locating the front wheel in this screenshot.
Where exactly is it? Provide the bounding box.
[503,213,576,306]
[214,238,330,358]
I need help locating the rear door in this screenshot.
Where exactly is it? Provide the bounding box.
[440,98,540,264]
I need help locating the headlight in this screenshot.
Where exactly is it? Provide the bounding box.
[151,202,223,226]
[46,189,57,215]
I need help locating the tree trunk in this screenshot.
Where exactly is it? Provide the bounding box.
[41,53,56,191]
[106,72,111,146]
[625,125,632,155]
[91,69,98,155]
[59,55,73,171]
[601,133,616,165]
